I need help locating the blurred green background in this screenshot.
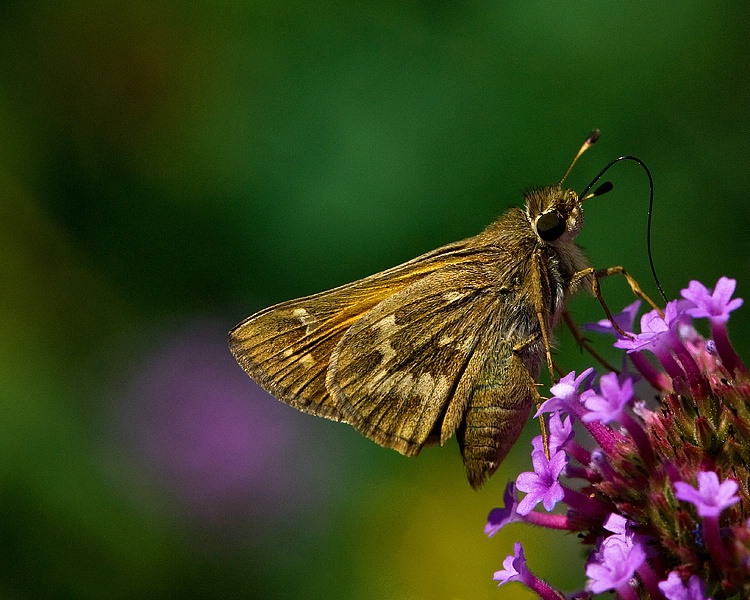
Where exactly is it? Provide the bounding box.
[1,1,749,598]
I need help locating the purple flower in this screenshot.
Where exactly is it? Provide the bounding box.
[603,513,630,535]
[615,300,705,387]
[535,368,595,417]
[580,372,656,463]
[484,277,750,599]
[515,448,567,515]
[487,477,578,533]
[681,277,743,324]
[581,372,634,425]
[583,299,642,336]
[614,301,680,352]
[612,300,691,358]
[485,483,522,536]
[585,533,647,594]
[494,542,567,600]
[658,571,712,600]
[674,471,740,518]
[681,278,747,374]
[494,542,529,586]
[530,434,546,456]
[548,412,573,454]
[583,298,675,390]
[111,320,335,526]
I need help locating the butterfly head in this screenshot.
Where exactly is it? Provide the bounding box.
[526,185,584,246]
[521,128,601,247]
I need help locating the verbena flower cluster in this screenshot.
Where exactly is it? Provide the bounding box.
[486,277,750,600]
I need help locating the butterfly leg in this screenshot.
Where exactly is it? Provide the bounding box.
[561,309,619,373]
[536,310,557,381]
[594,265,664,315]
[529,249,558,383]
[568,266,663,339]
[512,333,551,461]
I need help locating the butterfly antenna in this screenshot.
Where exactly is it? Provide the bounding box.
[560,128,601,185]
[580,155,668,303]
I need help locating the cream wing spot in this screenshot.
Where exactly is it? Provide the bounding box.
[370,313,404,365]
[372,314,400,334]
[292,308,318,334]
[414,373,435,400]
[442,291,465,303]
[435,375,451,399]
[377,339,397,363]
[438,334,454,347]
[412,373,450,401]
[299,353,316,368]
[364,370,409,396]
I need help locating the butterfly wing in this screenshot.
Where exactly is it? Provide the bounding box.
[325,248,555,488]
[228,239,486,421]
[231,239,547,487]
[326,258,512,457]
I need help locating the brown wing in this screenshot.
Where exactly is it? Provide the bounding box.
[228,238,491,421]
[326,260,511,456]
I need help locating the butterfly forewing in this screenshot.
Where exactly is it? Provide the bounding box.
[229,238,492,422]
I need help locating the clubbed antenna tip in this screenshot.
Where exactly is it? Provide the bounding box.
[586,129,601,146]
[560,129,602,185]
[582,181,613,201]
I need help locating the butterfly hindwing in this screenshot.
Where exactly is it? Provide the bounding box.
[326,259,509,456]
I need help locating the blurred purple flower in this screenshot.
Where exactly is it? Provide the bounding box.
[658,572,713,600]
[110,319,337,524]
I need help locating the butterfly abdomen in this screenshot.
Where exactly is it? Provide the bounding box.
[457,340,539,488]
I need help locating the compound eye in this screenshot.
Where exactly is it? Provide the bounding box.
[535,211,566,241]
